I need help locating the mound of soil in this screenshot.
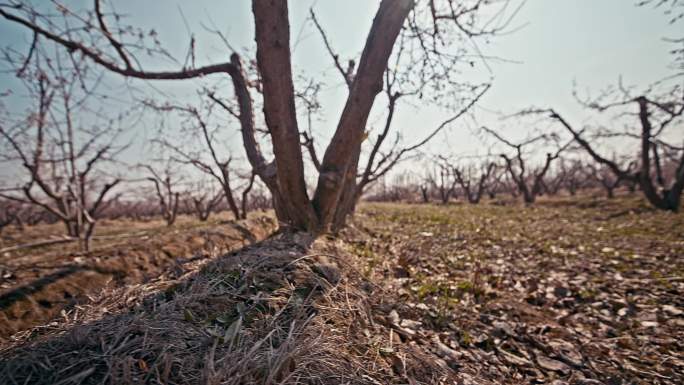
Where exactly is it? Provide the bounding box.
[1,198,681,384]
[0,215,277,341]
[0,231,454,385]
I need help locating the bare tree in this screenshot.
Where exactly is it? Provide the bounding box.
[0,199,19,234]
[558,159,585,196]
[419,182,431,203]
[0,0,518,233]
[483,127,572,204]
[483,166,506,199]
[587,163,619,199]
[585,159,635,198]
[525,1,684,210]
[0,199,48,229]
[144,165,181,226]
[365,172,416,203]
[427,160,458,204]
[184,183,224,222]
[307,6,492,229]
[453,162,496,204]
[244,184,272,212]
[148,101,253,220]
[541,92,683,211]
[0,54,123,250]
[540,162,568,196]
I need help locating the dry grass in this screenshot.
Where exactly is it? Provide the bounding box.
[0,213,277,340]
[3,194,680,384]
[0,230,453,384]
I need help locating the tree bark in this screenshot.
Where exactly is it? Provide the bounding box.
[312,0,413,231]
[252,0,319,231]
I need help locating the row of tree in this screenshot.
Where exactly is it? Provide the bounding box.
[0,183,272,234]
[372,156,641,204]
[0,0,512,236]
[0,0,681,248]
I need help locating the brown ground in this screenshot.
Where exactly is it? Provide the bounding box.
[352,195,684,384]
[0,212,277,341]
[0,195,682,384]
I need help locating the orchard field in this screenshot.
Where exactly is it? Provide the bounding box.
[1,195,682,384]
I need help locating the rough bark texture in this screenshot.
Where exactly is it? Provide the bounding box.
[637,98,684,211]
[312,0,414,232]
[252,0,319,231]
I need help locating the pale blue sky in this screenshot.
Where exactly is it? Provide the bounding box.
[0,0,680,185]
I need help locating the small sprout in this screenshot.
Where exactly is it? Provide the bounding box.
[224,317,242,347]
[379,346,395,356]
[183,308,195,322]
[236,302,246,317]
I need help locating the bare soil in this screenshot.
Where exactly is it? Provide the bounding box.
[0,212,277,341]
[352,195,684,384]
[0,195,682,384]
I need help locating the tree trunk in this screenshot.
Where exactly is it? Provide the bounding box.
[331,150,361,232]
[240,173,256,220]
[221,182,241,220]
[606,186,615,199]
[523,194,535,204]
[253,0,412,233]
[253,0,319,231]
[310,0,413,231]
[421,186,430,203]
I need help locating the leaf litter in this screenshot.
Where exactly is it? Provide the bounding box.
[0,196,681,384]
[351,198,683,385]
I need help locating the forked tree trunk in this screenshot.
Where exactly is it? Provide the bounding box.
[253,0,413,233]
[636,98,684,211]
[0,0,414,235]
[420,185,430,203]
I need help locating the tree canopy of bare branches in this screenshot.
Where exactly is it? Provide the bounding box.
[0,0,519,233]
[483,127,572,204]
[536,88,684,211]
[0,47,125,250]
[143,165,181,226]
[453,162,496,204]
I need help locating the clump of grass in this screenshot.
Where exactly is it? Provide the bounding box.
[0,232,453,384]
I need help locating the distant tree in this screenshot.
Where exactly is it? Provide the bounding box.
[540,161,567,196]
[543,94,683,211]
[534,1,684,210]
[0,199,19,234]
[0,0,518,233]
[484,166,506,199]
[148,102,254,220]
[144,165,181,226]
[427,160,458,204]
[419,182,431,204]
[483,127,572,204]
[453,162,496,204]
[183,182,224,222]
[245,186,273,212]
[558,159,585,196]
[0,55,124,251]
[585,159,636,199]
